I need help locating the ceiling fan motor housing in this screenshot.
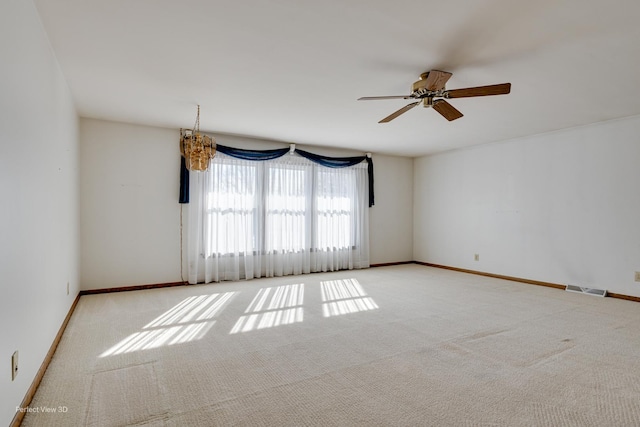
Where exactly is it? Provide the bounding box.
[412,77,431,96]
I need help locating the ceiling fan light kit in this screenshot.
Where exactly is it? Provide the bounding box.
[358,70,511,123]
[180,105,217,171]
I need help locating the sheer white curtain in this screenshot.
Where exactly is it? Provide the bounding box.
[186,152,369,284]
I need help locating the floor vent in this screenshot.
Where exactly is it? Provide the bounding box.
[565,284,607,297]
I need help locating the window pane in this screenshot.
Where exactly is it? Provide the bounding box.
[204,160,257,256]
[265,163,308,253]
[315,167,354,250]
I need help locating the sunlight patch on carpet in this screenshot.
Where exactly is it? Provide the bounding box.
[321,278,378,317]
[100,292,236,357]
[230,283,304,334]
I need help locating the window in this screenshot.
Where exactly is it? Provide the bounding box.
[187,152,369,283]
[315,167,354,251]
[265,162,309,254]
[204,161,257,256]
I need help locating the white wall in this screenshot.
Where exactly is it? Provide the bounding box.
[80,119,414,290]
[80,119,182,290]
[414,115,640,297]
[0,1,79,425]
[369,155,413,264]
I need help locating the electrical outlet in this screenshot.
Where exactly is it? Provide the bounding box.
[635,271,640,282]
[11,351,18,381]
[474,254,480,261]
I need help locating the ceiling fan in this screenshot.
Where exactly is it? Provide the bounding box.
[358,70,511,123]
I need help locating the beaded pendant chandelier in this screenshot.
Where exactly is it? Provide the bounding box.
[180,105,216,171]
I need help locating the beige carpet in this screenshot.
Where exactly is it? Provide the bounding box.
[22,265,640,426]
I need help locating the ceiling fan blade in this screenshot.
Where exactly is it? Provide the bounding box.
[432,100,464,121]
[358,95,413,100]
[379,102,420,123]
[445,83,511,98]
[424,70,452,91]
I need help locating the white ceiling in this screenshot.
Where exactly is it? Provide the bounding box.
[34,0,640,157]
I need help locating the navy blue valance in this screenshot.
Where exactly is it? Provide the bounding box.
[180,144,374,206]
[217,144,289,161]
[366,157,374,207]
[295,149,366,168]
[179,156,189,204]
